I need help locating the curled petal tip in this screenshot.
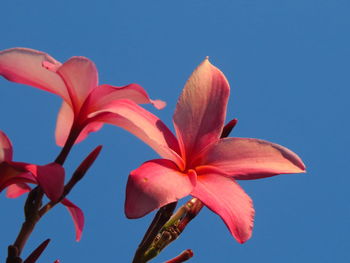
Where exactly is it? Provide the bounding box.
[151,99,166,109]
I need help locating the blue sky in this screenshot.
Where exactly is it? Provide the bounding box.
[1,0,349,262]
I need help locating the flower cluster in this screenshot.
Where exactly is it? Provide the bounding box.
[0,48,305,262]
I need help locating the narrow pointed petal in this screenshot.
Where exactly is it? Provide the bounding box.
[0,162,36,193]
[0,131,13,162]
[25,163,65,202]
[191,173,254,243]
[199,138,306,179]
[6,183,31,198]
[86,83,165,112]
[56,57,98,111]
[61,198,84,241]
[173,59,230,161]
[0,48,69,101]
[90,100,183,167]
[125,159,196,219]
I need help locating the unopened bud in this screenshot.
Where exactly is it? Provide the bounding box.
[23,239,50,263]
[221,118,238,138]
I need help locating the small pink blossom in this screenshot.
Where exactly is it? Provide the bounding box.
[0,131,64,202]
[0,48,165,147]
[0,131,83,241]
[124,59,306,243]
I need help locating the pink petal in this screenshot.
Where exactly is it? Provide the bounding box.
[56,57,98,112]
[191,173,254,243]
[125,159,196,219]
[25,163,65,202]
[90,100,183,167]
[74,121,104,145]
[6,183,31,198]
[60,83,166,146]
[61,198,84,242]
[85,83,166,112]
[55,101,75,146]
[55,100,104,146]
[54,101,101,147]
[0,162,37,193]
[0,48,69,102]
[173,58,230,163]
[198,138,306,179]
[0,130,13,162]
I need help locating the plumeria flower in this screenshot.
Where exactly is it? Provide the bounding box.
[0,131,83,241]
[0,48,165,161]
[124,59,306,243]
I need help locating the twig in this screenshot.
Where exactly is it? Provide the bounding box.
[132,202,177,263]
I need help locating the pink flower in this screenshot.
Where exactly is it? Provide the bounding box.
[0,48,165,149]
[124,59,306,243]
[0,131,84,241]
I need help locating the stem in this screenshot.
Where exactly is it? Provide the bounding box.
[13,220,37,255]
[132,202,177,263]
[142,198,202,261]
[177,199,203,232]
[6,246,21,263]
[7,188,43,262]
[7,125,82,262]
[54,127,80,165]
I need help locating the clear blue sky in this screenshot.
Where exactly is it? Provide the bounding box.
[1,0,349,262]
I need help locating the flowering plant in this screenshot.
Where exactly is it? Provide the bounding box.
[0,48,305,263]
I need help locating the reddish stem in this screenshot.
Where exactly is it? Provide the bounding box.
[7,125,85,262]
[54,126,81,165]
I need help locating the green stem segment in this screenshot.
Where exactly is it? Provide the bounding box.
[132,202,177,263]
[133,198,203,263]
